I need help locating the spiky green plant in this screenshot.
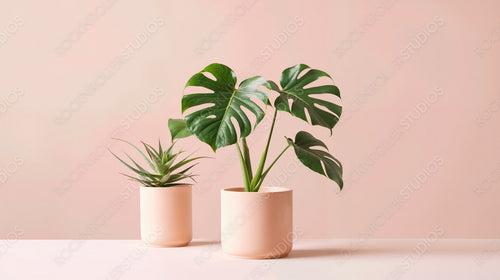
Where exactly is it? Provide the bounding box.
[110,138,203,187]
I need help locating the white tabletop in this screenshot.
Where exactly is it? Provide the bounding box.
[0,239,498,279]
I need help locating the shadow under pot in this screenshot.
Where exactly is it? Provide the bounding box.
[140,185,192,247]
[221,187,293,259]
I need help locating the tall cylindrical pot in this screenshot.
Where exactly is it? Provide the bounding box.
[221,187,293,259]
[140,185,192,247]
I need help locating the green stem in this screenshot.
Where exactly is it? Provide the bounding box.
[236,142,251,192]
[241,138,253,182]
[253,144,291,192]
[262,145,291,179]
[250,108,278,191]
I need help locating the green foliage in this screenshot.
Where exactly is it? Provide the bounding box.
[182,63,343,191]
[272,64,342,132]
[168,118,192,141]
[111,139,203,187]
[182,63,270,151]
[287,131,343,190]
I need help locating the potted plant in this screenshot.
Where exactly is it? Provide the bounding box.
[177,63,343,258]
[110,131,203,247]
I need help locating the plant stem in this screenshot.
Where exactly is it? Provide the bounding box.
[241,138,253,182]
[236,142,251,192]
[253,144,291,192]
[250,108,278,191]
[262,145,291,179]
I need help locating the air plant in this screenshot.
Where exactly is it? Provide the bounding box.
[111,138,203,187]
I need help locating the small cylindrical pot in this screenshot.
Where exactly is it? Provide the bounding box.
[140,185,192,247]
[221,187,293,259]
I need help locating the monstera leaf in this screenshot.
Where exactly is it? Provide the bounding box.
[273,64,342,133]
[182,63,270,151]
[287,131,343,190]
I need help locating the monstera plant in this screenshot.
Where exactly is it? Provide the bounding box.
[172,63,343,192]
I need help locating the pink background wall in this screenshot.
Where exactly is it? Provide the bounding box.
[1,0,499,240]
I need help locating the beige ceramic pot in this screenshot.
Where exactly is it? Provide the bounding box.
[221,187,293,259]
[140,185,192,247]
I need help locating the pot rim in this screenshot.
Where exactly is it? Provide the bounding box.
[221,187,292,193]
[139,184,192,189]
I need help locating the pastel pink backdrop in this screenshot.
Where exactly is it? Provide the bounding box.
[0,0,499,240]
